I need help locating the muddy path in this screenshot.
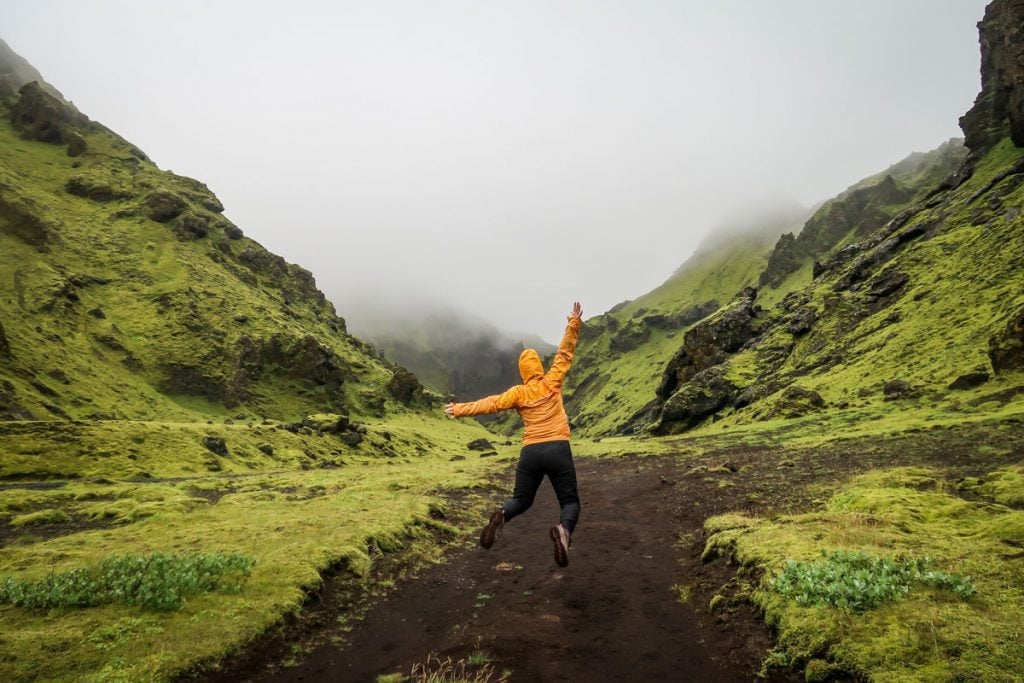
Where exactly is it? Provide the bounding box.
[207,454,800,682]
[202,424,1023,682]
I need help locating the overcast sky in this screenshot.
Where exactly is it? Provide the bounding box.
[4,1,987,342]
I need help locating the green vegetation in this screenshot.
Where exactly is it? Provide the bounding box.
[0,551,254,611]
[703,466,1024,680]
[0,449,508,681]
[771,549,975,612]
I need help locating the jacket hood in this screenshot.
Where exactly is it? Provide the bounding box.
[518,348,544,383]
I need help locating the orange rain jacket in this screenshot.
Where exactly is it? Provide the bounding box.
[452,315,581,446]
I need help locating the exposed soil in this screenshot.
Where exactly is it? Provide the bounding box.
[184,424,1024,682]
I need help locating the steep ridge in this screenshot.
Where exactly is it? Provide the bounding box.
[620,0,1024,436]
[566,143,966,437]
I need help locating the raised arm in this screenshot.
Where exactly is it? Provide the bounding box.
[544,302,583,389]
[446,385,523,418]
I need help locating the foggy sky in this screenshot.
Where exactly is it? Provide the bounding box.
[4,1,987,342]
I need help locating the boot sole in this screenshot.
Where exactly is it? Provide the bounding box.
[550,526,569,567]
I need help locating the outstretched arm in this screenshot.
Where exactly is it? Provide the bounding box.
[544,301,583,389]
[445,385,522,419]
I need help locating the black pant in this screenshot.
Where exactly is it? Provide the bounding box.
[503,440,580,534]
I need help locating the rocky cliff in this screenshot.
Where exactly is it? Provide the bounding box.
[960,0,1024,157]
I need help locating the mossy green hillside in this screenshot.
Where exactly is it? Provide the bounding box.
[0,89,415,424]
[0,443,516,682]
[565,233,783,436]
[566,142,967,438]
[701,138,1024,433]
[703,466,1024,681]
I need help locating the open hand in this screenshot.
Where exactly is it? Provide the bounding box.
[444,402,456,419]
[570,301,582,319]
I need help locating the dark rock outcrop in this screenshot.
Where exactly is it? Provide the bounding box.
[0,321,9,358]
[883,379,918,401]
[144,191,188,223]
[760,232,803,288]
[65,174,135,202]
[610,321,650,353]
[786,307,818,336]
[654,367,736,434]
[989,306,1024,371]
[949,371,991,390]
[9,81,89,146]
[960,0,1024,157]
[203,436,229,457]
[657,288,762,401]
[467,438,495,451]
[387,367,422,406]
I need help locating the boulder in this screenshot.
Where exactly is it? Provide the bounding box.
[257,443,274,456]
[387,366,422,405]
[302,412,350,434]
[883,379,918,401]
[66,131,87,157]
[764,385,827,419]
[202,436,228,457]
[9,81,88,145]
[0,321,9,358]
[173,212,210,239]
[143,191,188,222]
[340,431,363,447]
[467,438,495,451]
[224,223,244,240]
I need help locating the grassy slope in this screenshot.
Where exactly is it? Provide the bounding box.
[0,84,515,680]
[0,111,393,423]
[690,138,1024,680]
[565,143,961,438]
[565,233,783,436]
[705,138,1024,431]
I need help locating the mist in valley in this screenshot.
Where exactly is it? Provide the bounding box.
[3,1,989,344]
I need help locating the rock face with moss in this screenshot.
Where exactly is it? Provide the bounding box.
[0,44,419,424]
[960,0,1024,157]
[568,6,1024,436]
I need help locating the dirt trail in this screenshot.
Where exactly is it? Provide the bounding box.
[225,455,799,682]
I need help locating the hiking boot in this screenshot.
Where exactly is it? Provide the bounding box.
[479,508,505,549]
[550,524,570,567]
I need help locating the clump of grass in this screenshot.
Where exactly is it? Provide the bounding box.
[0,551,254,611]
[772,549,975,611]
[409,654,509,683]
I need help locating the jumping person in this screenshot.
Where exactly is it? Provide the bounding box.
[444,302,583,567]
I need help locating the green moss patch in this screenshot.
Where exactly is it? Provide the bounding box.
[703,466,1024,680]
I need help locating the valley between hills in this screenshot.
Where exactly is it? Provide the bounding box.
[2,2,1024,681]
